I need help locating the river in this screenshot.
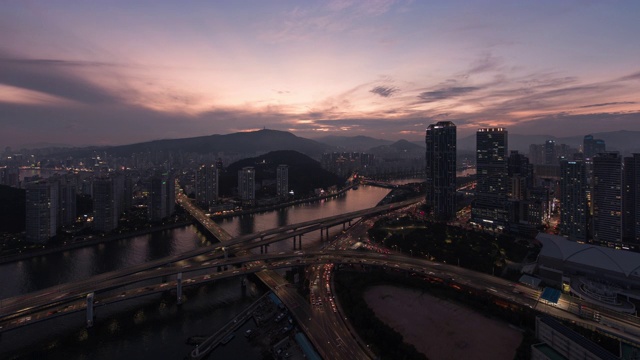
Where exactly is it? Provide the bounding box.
[0,185,390,359]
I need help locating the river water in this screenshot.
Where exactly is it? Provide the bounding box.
[0,185,390,359]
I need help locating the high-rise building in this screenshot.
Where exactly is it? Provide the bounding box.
[196,164,219,209]
[276,164,289,198]
[472,128,509,229]
[508,151,532,201]
[238,167,255,204]
[544,140,557,165]
[93,177,118,232]
[583,135,606,159]
[623,154,640,243]
[425,121,457,221]
[148,172,175,222]
[57,176,77,226]
[559,160,587,241]
[528,144,545,165]
[25,180,59,243]
[592,152,622,243]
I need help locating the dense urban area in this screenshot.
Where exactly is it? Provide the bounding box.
[1,127,640,360]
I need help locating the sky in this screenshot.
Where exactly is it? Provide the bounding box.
[1,0,640,149]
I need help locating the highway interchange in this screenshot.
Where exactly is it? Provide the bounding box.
[2,189,640,358]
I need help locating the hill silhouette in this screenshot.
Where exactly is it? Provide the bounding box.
[218,150,344,198]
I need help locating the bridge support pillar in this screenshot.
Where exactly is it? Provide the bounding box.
[86,292,94,328]
[298,234,302,249]
[264,244,268,253]
[260,245,264,254]
[343,222,346,230]
[223,247,228,259]
[177,272,183,305]
[292,236,297,250]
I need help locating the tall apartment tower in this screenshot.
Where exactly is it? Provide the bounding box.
[238,167,255,204]
[623,154,640,243]
[57,176,77,226]
[472,128,509,229]
[559,160,587,241]
[544,140,557,165]
[148,172,175,222]
[25,180,59,243]
[425,121,457,221]
[93,177,118,232]
[277,164,289,198]
[196,164,219,209]
[592,152,622,243]
[583,135,606,159]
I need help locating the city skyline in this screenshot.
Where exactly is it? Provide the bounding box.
[2,1,640,149]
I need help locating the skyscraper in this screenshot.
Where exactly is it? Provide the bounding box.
[277,164,289,198]
[238,167,255,204]
[623,154,640,243]
[425,121,457,221]
[472,128,509,229]
[544,140,557,165]
[559,160,587,241]
[592,152,622,243]
[196,164,219,209]
[583,135,606,159]
[25,180,59,243]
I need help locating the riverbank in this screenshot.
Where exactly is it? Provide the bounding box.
[0,220,194,265]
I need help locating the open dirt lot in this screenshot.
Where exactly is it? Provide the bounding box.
[364,285,522,360]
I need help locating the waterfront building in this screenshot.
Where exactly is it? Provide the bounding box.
[559,160,587,241]
[277,164,289,198]
[238,167,255,204]
[196,164,219,209]
[623,154,640,243]
[425,121,457,221]
[471,128,509,229]
[592,152,622,243]
[57,176,77,226]
[25,180,59,243]
[93,177,118,232]
[148,172,175,222]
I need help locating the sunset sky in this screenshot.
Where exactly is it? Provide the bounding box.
[1,0,640,148]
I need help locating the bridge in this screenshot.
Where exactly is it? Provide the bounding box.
[4,189,640,357]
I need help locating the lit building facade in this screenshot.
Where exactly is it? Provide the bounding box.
[472,128,509,229]
[623,154,640,243]
[238,167,255,204]
[425,121,457,221]
[196,164,219,209]
[25,180,59,243]
[592,152,622,243]
[277,164,289,198]
[559,160,587,241]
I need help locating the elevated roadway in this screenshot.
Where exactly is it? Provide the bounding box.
[3,249,640,345]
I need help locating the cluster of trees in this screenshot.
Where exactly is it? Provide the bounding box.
[367,215,536,276]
